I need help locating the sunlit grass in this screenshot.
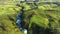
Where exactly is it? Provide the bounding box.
[0,1,60,34]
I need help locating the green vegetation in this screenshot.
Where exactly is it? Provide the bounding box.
[0,1,60,34]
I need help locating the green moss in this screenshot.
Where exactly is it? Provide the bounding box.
[0,1,60,34]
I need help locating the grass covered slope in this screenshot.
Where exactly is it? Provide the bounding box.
[0,4,24,34]
[28,4,60,34]
[0,2,60,34]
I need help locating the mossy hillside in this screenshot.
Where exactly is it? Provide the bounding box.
[0,3,60,34]
[0,4,24,34]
